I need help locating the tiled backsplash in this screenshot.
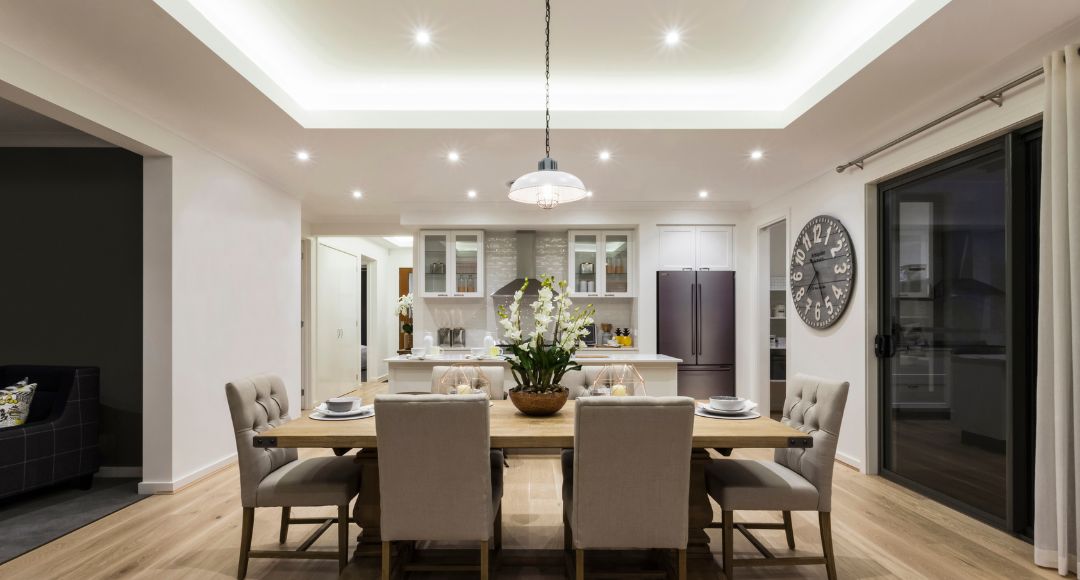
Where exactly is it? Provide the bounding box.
[423,230,634,348]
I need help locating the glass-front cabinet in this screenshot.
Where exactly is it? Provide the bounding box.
[419,230,484,298]
[568,230,634,297]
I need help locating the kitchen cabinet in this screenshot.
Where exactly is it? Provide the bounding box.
[658,225,734,270]
[419,230,484,298]
[568,230,634,297]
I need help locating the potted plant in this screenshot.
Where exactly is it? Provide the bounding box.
[498,277,595,416]
[396,293,414,350]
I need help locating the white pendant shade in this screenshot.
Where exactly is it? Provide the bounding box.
[508,167,588,208]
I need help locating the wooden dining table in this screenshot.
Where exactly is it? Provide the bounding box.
[255,396,812,559]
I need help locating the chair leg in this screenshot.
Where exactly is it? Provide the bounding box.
[676,548,686,580]
[819,512,837,580]
[493,502,503,551]
[238,507,255,580]
[381,541,392,580]
[563,512,572,551]
[480,540,489,580]
[278,507,290,544]
[575,549,585,580]
[782,510,796,550]
[721,510,734,580]
[338,504,349,571]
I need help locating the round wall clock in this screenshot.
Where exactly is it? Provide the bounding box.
[789,215,856,329]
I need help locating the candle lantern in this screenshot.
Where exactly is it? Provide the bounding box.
[588,364,646,397]
[436,364,493,398]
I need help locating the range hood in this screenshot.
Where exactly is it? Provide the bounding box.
[491,231,550,297]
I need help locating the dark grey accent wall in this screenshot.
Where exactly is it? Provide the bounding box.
[0,148,143,467]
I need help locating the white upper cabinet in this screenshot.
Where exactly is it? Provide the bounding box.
[658,225,734,271]
[419,230,484,298]
[568,230,635,297]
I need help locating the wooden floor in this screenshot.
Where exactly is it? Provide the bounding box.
[0,381,1056,579]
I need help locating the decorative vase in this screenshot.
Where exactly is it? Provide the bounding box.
[508,387,569,416]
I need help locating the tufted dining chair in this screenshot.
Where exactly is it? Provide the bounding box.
[704,373,849,580]
[225,374,363,579]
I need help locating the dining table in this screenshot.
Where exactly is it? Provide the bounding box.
[254,394,813,560]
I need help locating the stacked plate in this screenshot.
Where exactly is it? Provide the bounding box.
[309,400,374,421]
[695,400,761,420]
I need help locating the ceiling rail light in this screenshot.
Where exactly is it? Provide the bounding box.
[508,0,587,210]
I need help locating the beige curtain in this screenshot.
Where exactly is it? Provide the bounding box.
[1036,44,1080,576]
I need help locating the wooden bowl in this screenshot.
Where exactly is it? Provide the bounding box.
[508,387,569,416]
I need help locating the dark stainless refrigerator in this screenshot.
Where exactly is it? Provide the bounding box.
[657,270,735,399]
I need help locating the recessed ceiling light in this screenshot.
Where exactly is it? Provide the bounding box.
[750,149,764,160]
[664,30,682,46]
[598,150,611,162]
[447,150,461,163]
[414,29,431,46]
[295,150,311,162]
[351,190,363,199]
[467,189,477,199]
[586,190,594,197]
[698,190,709,198]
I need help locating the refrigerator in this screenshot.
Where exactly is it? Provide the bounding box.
[657,270,735,399]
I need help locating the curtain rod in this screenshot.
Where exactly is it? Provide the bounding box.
[835,67,1044,173]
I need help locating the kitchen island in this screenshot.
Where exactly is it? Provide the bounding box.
[385,353,682,396]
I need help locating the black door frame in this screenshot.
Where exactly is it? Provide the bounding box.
[876,122,1040,538]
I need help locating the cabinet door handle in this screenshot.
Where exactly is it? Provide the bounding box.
[682,267,693,271]
[603,293,615,296]
[454,293,465,297]
[437,293,448,297]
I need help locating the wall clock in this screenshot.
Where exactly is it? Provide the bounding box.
[789,215,856,329]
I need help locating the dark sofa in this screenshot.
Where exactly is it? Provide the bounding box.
[0,366,100,499]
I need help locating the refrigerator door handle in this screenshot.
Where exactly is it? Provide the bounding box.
[696,283,703,358]
[691,283,698,355]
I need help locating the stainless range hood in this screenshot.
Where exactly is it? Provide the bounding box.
[491,231,548,297]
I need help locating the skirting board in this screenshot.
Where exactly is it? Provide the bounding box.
[835,451,864,473]
[97,466,143,478]
[137,453,236,495]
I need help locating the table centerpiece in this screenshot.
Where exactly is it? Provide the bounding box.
[499,276,594,416]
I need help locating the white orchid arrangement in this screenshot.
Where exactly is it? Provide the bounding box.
[498,276,595,393]
[395,293,414,334]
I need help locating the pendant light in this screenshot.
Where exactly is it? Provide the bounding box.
[508,0,587,210]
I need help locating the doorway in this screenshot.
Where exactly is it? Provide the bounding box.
[316,243,360,403]
[766,221,787,420]
[877,126,1039,535]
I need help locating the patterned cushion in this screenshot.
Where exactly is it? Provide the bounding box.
[0,380,37,428]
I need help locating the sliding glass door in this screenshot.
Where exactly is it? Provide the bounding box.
[877,127,1039,535]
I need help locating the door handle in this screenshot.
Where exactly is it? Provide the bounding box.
[691,284,698,355]
[874,334,896,358]
[696,283,703,356]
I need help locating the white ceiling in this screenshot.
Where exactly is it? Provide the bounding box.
[155,0,947,129]
[0,0,1078,224]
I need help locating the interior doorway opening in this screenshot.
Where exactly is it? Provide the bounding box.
[765,221,788,420]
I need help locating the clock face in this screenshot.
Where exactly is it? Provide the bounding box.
[789,215,856,329]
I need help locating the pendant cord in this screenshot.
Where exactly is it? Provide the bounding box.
[544,0,551,158]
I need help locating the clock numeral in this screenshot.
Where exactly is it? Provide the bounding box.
[833,285,844,300]
[834,262,848,274]
[793,271,803,282]
[814,302,821,321]
[794,248,805,266]
[794,286,806,301]
[802,233,812,251]
[825,296,834,315]
[803,296,812,314]
[824,225,833,246]
[830,236,845,257]
[812,223,822,244]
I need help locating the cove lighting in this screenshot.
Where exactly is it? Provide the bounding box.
[383,236,414,248]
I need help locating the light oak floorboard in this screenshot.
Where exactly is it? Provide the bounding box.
[0,381,1055,579]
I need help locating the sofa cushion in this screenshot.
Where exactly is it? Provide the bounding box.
[0,381,37,428]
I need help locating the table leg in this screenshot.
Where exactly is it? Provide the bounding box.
[353,449,382,558]
[687,449,714,558]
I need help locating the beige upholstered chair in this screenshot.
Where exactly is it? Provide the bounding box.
[225,375,362,579]
[374,393,503,580]
[562,396,695,579]
[431,365,506,399]
[705,373,849,579]
[558,367,604,399]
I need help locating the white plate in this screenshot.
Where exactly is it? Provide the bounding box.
[316,402,370,417]
[699,401,758,416]
[695,406,761,420]
[309,406,373,421]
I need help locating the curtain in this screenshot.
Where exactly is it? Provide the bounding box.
[1036,44,1080,576]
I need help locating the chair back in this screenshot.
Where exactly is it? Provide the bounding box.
[774,373,850,511]
[375,393,494,542]
[431,365,505,400]
[559,366,606,399]
[225,374,297,508]
[570,396,695,549]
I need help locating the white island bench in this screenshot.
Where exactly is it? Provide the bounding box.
[385,353,683,396]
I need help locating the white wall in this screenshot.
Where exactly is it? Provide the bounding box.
[0,40,302,492]
[741,77,1045,472]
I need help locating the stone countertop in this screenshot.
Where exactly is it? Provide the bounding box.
[386,353,681,364]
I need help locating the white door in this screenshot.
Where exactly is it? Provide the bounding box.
[696,226,734,270]
[317,243,360,404]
